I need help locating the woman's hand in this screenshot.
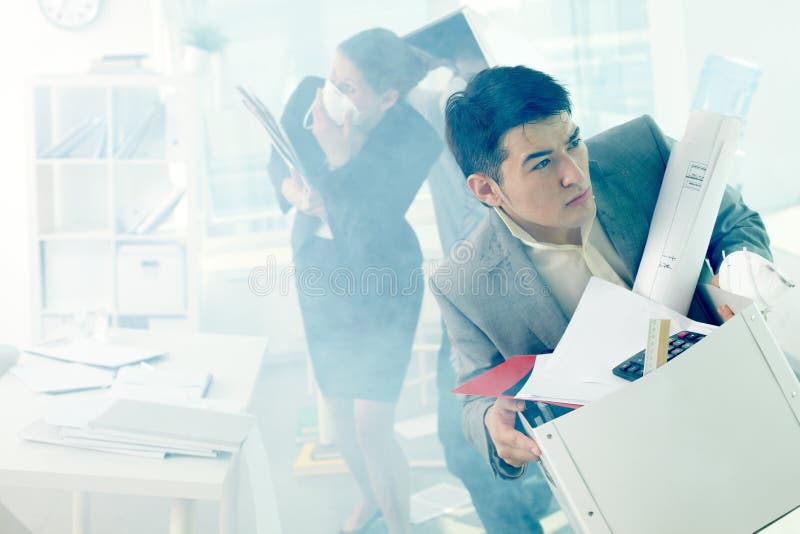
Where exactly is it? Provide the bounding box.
[310,88,365,169]
[281,168,326,219]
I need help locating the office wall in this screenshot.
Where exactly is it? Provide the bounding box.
[681,0,800,212]
[0,1,158,346]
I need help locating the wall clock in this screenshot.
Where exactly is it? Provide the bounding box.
[39,0,104,30]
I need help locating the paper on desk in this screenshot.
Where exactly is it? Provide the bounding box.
[516,277,715,405]
[45,395,114,428]
[10,358,114,393]
[110,364,211,402]
[633,110,743,315]
[25,337,165,369]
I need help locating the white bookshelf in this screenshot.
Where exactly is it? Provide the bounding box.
[29,74,201,340]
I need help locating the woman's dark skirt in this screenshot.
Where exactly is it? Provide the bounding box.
[294,236,424,403]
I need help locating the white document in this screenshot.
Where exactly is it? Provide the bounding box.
[516,277,715,405]
[10,359,114,393]
[110,363,211,402]
[633,110,743,315]
[45,395,114,428]
[25,337,166,369]
[410,482,472,525]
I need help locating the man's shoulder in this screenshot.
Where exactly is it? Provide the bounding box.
[586,115,670,172]
[586,114,660,147]
[430,213,508,289]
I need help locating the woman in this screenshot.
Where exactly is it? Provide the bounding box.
[268,29,442,534]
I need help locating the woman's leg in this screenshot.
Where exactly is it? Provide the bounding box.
[326,397,380,531]
[354,399,410,534]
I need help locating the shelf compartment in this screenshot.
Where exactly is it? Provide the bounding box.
[39,233,113,241]
[41,240,114,312]
[111,85,181,160]
[36,164,110,234]
[113,162,187,235]
[34,85,109,159]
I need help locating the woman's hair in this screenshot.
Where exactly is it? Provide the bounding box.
[338,28,430,97]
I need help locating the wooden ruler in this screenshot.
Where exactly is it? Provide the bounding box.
[643,319,671,375]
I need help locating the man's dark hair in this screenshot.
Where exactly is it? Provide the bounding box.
[445,66,572,183]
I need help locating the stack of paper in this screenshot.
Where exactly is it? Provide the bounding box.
[25,337,166,368]
[516,277,715,406]
[21,396,253,459]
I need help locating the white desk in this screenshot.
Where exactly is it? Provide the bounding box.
[0,329,277,534]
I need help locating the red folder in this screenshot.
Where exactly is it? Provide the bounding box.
[451,355,538,399]
[451,355,582,409]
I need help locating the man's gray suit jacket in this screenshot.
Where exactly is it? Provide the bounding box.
[430,115,772,476]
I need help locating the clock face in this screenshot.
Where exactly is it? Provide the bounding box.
[39,0,103,30]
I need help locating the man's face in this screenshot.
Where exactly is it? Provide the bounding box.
[478,114,595,242]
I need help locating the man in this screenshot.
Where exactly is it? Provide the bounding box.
[430,66,772,479]
[409,67,554,533]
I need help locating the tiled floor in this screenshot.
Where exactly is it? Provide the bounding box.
[253,356,570,534]
[253,356,478,533]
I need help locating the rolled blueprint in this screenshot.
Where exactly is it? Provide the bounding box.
[633,55,760,315]
[633,111,742,314]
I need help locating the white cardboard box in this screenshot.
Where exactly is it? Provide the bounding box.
[116,244,186,315]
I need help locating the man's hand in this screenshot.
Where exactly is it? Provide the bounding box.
[711,274,735,322]
[310,88,365,169]
[484,397,541,468]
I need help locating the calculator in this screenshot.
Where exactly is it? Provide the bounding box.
[612,331,707,381]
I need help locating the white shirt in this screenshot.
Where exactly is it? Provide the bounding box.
[495,207,631,318]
